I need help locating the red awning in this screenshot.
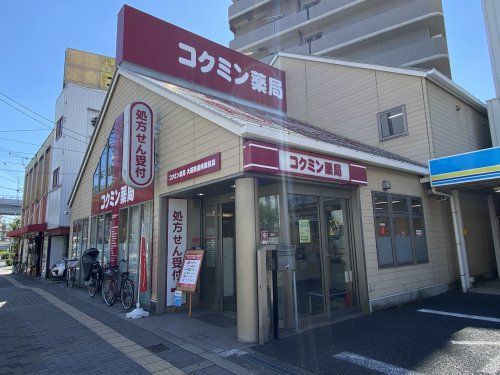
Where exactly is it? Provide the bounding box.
[7,223,47,238]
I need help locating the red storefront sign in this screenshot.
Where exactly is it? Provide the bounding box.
[243,140,368,185]
[167,153,221,185]
[116,5,287,112]
[123,102,154,189]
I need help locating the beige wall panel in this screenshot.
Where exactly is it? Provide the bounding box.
[460,193,496,277]
[359,166,457,300]
[428,81,490,158]
[276,57,432,164]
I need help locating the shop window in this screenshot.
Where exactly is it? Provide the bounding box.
[259,195,280,244]
[52,167,60,189]
[378,105,408,140]
[56,116,63,139]
[373,193,428,268]
[88,201,153,307]
[92,127,116,194]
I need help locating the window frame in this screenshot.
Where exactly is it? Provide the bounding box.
[92,127,115,195]
[377,105,408,141]
[372,192,428,268]
[52,167,60,190]
[56,116,63,140]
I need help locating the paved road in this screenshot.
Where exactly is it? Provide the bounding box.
[255,290,500,374]
[3,267,500,374]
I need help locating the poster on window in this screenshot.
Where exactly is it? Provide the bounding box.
[166,198,187,306]
[299,219,311,243]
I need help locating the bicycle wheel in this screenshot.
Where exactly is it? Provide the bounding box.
[102,278,117,306]
[68,269,75,288]
[88,276,98,297]
[120,279,134,310]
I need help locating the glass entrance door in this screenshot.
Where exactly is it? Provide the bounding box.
[323,198,356,317]
[201,202,236,312]
[221,203,236,312]
[201,205,218,307]
[287,194,327,322]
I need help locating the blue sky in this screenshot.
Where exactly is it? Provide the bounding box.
[0,0,494,200]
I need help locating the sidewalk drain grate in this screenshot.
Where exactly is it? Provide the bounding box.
[242,353,299,375]
[147,343,169,353]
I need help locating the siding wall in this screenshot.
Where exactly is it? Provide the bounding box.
[70,76,242,302]
[426,81,491,158]
[274,56,433,164]
[360,166,457,305]
[460,193,496,277]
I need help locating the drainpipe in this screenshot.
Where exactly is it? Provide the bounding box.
[432,188,471,293]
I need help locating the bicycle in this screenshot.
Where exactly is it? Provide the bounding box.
[101,259,135,310]
[12,261,22,274]
[66,258,79,288]
[87,261,104,297]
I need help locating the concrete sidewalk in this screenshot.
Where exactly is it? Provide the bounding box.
[0,268,309,375]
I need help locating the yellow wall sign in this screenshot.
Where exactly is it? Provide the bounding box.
[64,48,116,90]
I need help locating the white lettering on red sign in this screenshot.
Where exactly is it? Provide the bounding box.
[166,199,187,306]
[123,102,154,189]
[279,150,350,181]
[178,43,283,100]
[100,185,135,210]
[168,158,217,183]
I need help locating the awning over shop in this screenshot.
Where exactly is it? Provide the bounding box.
[7,223,48,238]
[429,147,500,189]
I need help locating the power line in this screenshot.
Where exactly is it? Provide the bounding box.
[0,137,85,153]
[0,91,91,140]
[0,128,49,133]
[0,96,89,145]
[0,185,23,192]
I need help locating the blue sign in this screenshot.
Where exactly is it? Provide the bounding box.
[173,290,183,307]
[429,147,500,187]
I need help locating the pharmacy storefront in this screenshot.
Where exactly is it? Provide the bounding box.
[69,5,435,344]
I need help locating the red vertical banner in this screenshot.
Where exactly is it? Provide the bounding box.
[139,222,148,293]
[110,213,119,266]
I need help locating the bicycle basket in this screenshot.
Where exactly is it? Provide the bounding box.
[67,259,79,268]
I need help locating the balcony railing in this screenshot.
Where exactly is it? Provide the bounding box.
[229,0,273,21]
[230,0,442,53]
[230,0,360,51]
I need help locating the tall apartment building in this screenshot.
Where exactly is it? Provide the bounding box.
[11,49,115,277]
[229,0,451,77]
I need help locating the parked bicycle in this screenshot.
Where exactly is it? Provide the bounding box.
[101,259,134,310]
[66,258,79,288]
[12,260,23,274]
[82,248,104,297]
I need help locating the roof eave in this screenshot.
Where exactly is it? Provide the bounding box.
[241,123,428,175]
[426,68,487,113]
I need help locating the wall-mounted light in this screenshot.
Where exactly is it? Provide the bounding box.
[197,193,205,196]
[382,180,391,191]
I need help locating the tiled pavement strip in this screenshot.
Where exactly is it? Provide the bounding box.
[4,275,185,375]
[1,272,309,375]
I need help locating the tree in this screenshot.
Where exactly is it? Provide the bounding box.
[8,217,20,257]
